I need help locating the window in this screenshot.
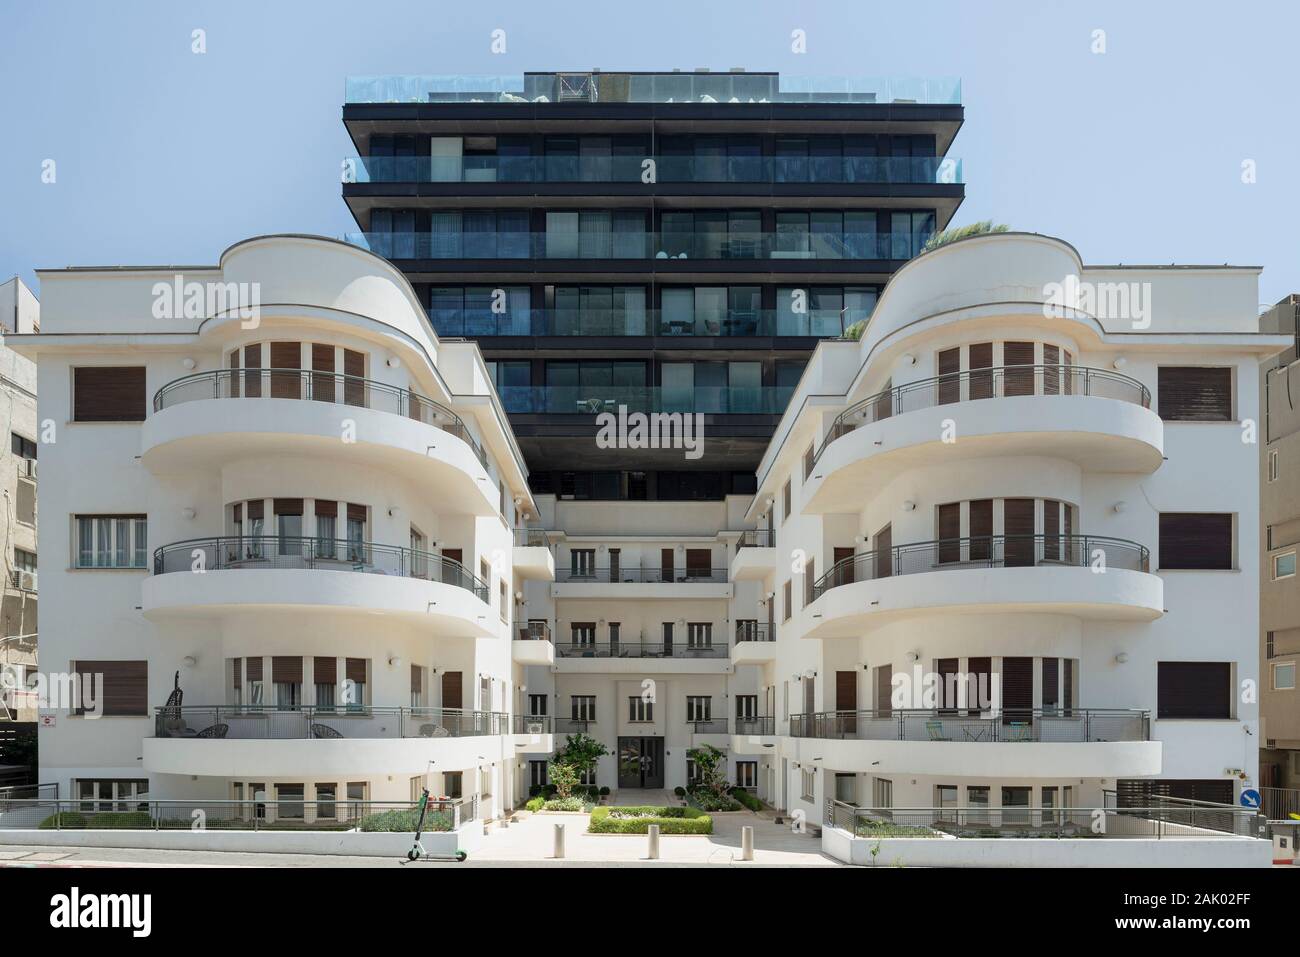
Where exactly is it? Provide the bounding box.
[686,622,712,649]
[1001,786,1031,825]
[529,760,548,788]
[687,759,702,786]
[276,784,305,820]
[571,695,596,722]
[410,664,425,708]
[443,771,463,799]
[736,762,758,790]
[800,768,815,802]
[686,696,712,721]
[1274,552,1296,580]
[72,367,147,422]
[313,657,336,709]
[872,777,893,810]
[14,548,36,573]
[735,694,757,719]
[966,785,989,823]
[1274,662,1297,691]
[802,444,815,480]
[782,580,792,622]
[571,622,596,647]
[499,579,508,621]
[1157,366,1232,421]
[346,782,367,818]
[628,696,653,722]
[72,660,147,716]
[10,433,36,460]
[528,693,548,716]
[1269,449,1280,482]
[570,548,596,578]
[1157,661,1232,718]
[1158,513,1233,570]
[75,778,148,812]
[315,784,337,819]
[834,773,856,803]
[782,479,792,523]
[75,515,148,569]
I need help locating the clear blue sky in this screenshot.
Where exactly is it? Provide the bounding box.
[2,0,1298,305]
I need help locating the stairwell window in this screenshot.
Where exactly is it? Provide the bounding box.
[1274,662,1296,691]
[75,515,147,569]
[1273,551,1296,580]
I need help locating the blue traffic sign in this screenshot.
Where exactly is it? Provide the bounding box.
[1240,788,1261,809]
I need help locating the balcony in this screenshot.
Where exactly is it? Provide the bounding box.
[804,534,1162,637]
[513,621,555,666]
[787,709,1160,777]
[732,530,776,582]
[347,154,962,186]
[805,365,1162,513]
[143,536,496,635]
[426,307,860,339]
[344,73,962,106]
[143,369,498,516]
[554,641,727,660]
[144,705,512,777]
[511,713,555,754]
[344,229,931,264]
[498,385,794,416]
[512,527,555,581]
[685,718,730,737]
[732,715,778,754]
[553,565,732,601]
[732,622,776,664]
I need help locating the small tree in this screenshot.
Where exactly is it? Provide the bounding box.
[552,733,609,785]
[922,220,1009,252]
[686,743,731,800]
[547,762,580,799]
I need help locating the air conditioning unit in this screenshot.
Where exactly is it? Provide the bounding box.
[11,571,35,591]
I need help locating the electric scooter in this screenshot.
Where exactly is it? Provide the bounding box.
[406,763,468,862]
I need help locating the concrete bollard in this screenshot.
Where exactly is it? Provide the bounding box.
[741,825,754,861]
[553,822,565,859]
[647,823,660,859]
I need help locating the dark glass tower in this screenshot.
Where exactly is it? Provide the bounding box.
[341,70,964,500]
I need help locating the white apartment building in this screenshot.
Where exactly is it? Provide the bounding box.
[17,236,547,820]
[18,231,1283,846]
[739,231,1285,825]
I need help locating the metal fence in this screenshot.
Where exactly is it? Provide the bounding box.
[734,716,776,735]
[0,796,476,831]
[1261,786,1300,822]
[825,799,1265,840]
[154,705,509,740]
[790,708,1150,742]
[553,642,727,659]
[556,566,729,583]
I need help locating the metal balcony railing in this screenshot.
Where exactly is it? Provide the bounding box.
[810,534,1150,602]
[734,715,776,735]
[685,718,729,734]
[517,621,552,642]
[151,536,491,603]
[790,708,1151,742]
[512,714,553,734]
[734,622,772,643]
[556,566,729,583]
[512,527,553,548]
[736,529,774,551]
[153,705,508,740]
[553,642,727,660]
[814,364,1151,467]
[554,717,596,734]
[152,368,487,467]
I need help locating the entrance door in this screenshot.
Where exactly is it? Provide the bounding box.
[442,671,462,710]
[617,737,665,789]
[660,548,674,582]
[833,546,855,586]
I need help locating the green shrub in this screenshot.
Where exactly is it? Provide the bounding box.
[542,797,588,812]
[598,786,610,797]
[588,806,712,835]
[854,820,940,838]
[673,786,686,798]
[86,811,154,829]
[729,788,763,812]
[357,809,452,833]
[524,796,545,812]
[39,811,87,829]
[690,792,741,812]
[921,220,1010,252]
[527,784,543,797]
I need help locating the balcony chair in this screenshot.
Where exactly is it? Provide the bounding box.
[925,720,952,742]
[310,723,344,739]
[195,724,229,739]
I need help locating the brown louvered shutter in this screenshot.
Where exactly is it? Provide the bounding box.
[347,504,367,524]
[343,349,366,406]
[1063,658,1074,711]
[1002,657,1033,723]
[1003,341,1035,396]
[967,656,991,715]
[311,343,335,402]
[1042,344,1060,395]
[835,671,857,711]
[1041,657,1059,709]
[246,657,263,683]
[345,658,367,685]
[937,347,960,405]
[313,657,336,685]
[411,664,422,694]
[968,342,993,399]
[231,659,242,690]
[937,658,960,712]
[874,523,892,578]
[244,343,262,398]
[1004,498,1035,567]
[875,664,892,716]
[874,378,893,421]
[1157,367,1232,421]
[73,367,147,422]
[314,500,337,518]
[937,502,961,563]
[229,349,241,398]
[75,660,147,716]
[804,558,815,606]
[1157,662,1231,718]
[269,342,301,398]
[272,656,302,683]
[274,498,303,516]
[1159,513,1233,570]
[1043,499,1061,561]
[442,671,463,710]
[969,499,993,561]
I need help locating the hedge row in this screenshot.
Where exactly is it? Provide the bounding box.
[588,806,712,835]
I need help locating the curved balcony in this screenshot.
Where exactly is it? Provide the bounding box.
[786,708,1160,777]
[143,705,511,777]
[142,369,496,516]
[805,365,1162,514]
[142,536,495,635]
[804,534,1162,637]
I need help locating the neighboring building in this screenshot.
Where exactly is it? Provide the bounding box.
[17,236,542,818]
[0,277,39,726]
[1260,294,1300,800]
[741,232,1282,821]
[340,70,965,499]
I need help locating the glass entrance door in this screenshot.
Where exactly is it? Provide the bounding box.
[617,736,665,789]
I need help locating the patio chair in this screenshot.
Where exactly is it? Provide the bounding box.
[925,720,952,741]
[311,723,343,739]
[195,723,229,739]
